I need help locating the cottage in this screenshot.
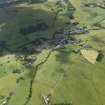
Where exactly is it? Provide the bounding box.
[42,95,50,105]
[84,3,97,8]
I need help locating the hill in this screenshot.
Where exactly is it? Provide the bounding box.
[0,0,105,105]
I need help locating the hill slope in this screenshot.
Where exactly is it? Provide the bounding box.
[0,0,105,105]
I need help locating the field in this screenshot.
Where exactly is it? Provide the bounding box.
[0,0,105,105]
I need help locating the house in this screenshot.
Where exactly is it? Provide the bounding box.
[42,95,50,105]
[84,3,97,8]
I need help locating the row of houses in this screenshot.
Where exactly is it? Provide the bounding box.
[83,0,105,9]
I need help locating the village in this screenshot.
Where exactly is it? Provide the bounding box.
[0,0,91,54]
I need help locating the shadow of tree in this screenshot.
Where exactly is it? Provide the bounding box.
[56,49,71,64]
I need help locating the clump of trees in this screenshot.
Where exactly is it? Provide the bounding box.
[16,77,25,84]
[96,50,104,62]
[12,69,21,74]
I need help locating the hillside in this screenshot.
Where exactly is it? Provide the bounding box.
[0,0,105,105]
